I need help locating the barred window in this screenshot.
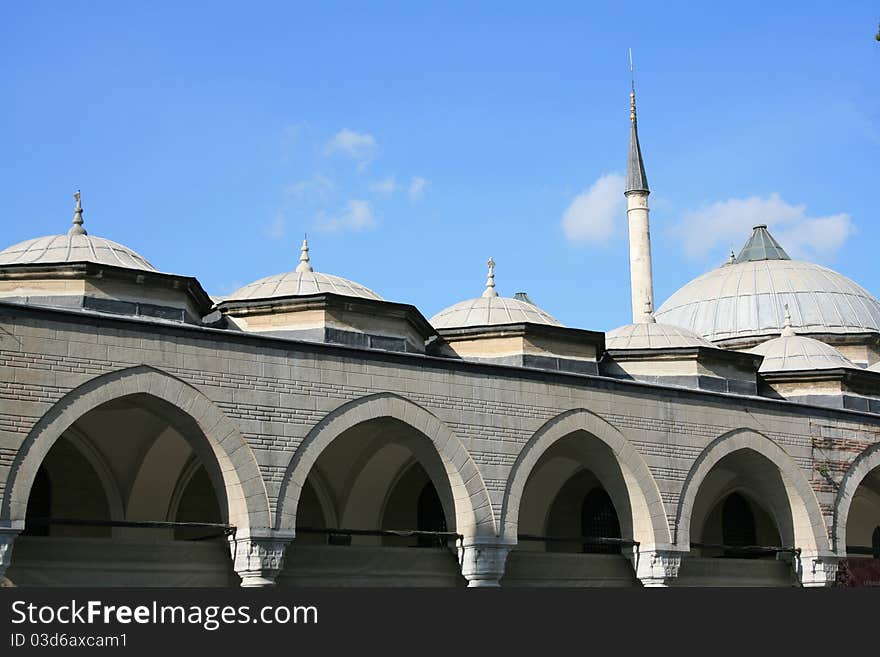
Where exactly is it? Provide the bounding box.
[722,493,757,556]
[580,488,621,554]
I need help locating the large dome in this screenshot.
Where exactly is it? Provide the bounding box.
[225,238,382,302]
[655,225,880,343]
[606,320,714,350]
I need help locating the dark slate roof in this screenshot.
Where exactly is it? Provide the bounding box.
[626,118,649,194]
[735,225,791,263]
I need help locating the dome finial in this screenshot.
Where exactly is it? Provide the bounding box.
[781,304,795,337]
[482,256,499,298]
[68,190,87,236]
[728,247,736,264]
[643,297,656,324]
[296,234,313,273]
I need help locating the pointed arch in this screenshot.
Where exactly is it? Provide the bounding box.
[274,392,495,537]
[833,441,880,553]
[675,428,829,554]
[502,408,671,547]
[2,365,269,531]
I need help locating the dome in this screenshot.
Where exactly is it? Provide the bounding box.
[0,234,156,272]
[655,225,880,342]
[225,238,382,302]
[749,335,855,373]
[430,295,562,329]
[0,194,156,272]
[429,257,561,329]
[606,320,715,350]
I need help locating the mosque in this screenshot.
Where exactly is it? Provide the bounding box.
[0,87,879,588]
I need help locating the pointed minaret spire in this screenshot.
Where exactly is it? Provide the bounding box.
[781,304,796,337]
[482,256,499,298]
[625,51,654,323]
[69,190,87,236]
[295,234,313,272]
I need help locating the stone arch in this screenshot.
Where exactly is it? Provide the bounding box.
[62,427,126,523]
[675,428,828,554]
[275,393,494,537]
[3,365,269,531]
[502,409,671,548]
[832,441,880,553]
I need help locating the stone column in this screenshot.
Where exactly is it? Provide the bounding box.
[797,553,840,587]
[228,529,295,587]
[634,548,682,587]
[458,538,513,588]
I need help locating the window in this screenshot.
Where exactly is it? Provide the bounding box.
[580,488,621,554]
[872,526,880,559]
[722,493,757,557]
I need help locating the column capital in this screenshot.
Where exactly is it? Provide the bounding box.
[797,553,840,588]
[635,548,683,587]
[228,529,295,587]
[0,527,21,583]
[458,538,515,588]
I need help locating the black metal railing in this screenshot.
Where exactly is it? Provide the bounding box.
[24,517,235,541]
[296,526,463,548]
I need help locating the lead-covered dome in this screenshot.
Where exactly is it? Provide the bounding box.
[0,193,156,272]
[748,314,856,373]
[429,258,561,329]
[606,319,715,350]
[655,225,880,343]
[225,238,382,302]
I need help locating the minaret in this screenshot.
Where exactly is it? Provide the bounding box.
[625,66,653,323]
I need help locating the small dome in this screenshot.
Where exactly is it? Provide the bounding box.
[430,295,562,329]
[749,335,855,373]
[0,193,155,272]
[655,225,880,342]
[0,234,156,272]
[429,257,561,329]
[225,237,382,302]
[606,321,715,350]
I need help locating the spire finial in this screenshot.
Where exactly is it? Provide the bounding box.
[625,52,649,195]
[629,48,636,123]
[296,234,313,272]
[68,190,87,236]
[482,256,499,298]
[781,304,795,337]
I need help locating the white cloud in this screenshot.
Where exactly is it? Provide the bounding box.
[285,174,335,200]
[324,129,377,164]
[561,173,626,245]
[674,193,855,261]
[316,200,377,233]
[408,176,429,201]
[370,176,399,196]
[264,212,287,238]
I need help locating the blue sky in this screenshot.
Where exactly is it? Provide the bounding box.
[2,2,878,330]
